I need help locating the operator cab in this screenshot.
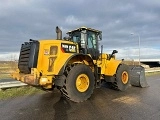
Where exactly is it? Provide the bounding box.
[67,27,102,60]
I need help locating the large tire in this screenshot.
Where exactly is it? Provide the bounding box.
[61,64,95,102]
[115,64,130,91]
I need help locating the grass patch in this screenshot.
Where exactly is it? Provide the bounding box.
[0,86,45,100]
[145,72,160,76]
[0,74,11,79]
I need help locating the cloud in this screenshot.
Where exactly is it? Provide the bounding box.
[0,0,160,60]
[0,52,19,61]
[65,15,84,25]
[104,47,160,60]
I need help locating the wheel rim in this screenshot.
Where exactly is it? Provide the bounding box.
[76,74,90,92]
[121,71,129,84]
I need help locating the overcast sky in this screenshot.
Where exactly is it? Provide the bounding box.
[0,0,160,60]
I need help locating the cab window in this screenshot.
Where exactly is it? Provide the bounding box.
[71,32,81,43]
[87,32,97,49]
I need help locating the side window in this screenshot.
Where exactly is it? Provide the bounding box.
[88,36,93,48]
[88,32,97,49]
[73,36,80,43]
[72,32,81,43]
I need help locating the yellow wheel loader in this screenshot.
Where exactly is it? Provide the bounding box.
[12,26,148,102]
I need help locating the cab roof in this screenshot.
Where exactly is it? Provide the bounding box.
[67,26,102,34]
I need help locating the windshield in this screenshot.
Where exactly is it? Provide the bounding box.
[70,32,81,43]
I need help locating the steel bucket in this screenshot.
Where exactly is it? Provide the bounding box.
[129,65,149,87]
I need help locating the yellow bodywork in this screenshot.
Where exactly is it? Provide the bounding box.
[12,39,79,88]
[12,39,122,89]
[96,53,121,76]
[37,40,77,75]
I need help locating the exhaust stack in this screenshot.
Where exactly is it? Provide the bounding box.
[56,26,62,40]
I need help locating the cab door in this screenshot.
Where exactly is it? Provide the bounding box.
[87,32,99,60]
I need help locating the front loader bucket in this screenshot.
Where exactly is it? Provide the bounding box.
[129,65,149,88]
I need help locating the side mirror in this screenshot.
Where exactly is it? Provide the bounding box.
[112,50,118,54]
[109,50,118,60]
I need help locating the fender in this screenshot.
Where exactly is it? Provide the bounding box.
[58,53,94,75]
[104,59,122,76]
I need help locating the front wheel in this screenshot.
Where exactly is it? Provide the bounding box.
[115,64,130,91]
[61,64,95,102]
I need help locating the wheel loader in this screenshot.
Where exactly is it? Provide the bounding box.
[12,26,148,102]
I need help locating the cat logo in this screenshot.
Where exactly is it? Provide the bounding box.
[61,43,77,53]
[69,45,76,52]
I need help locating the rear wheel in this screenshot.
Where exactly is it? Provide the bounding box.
[114,64,130,91]
[60,64,95,102]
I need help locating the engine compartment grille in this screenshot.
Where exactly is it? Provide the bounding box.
[18,40,39,74]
